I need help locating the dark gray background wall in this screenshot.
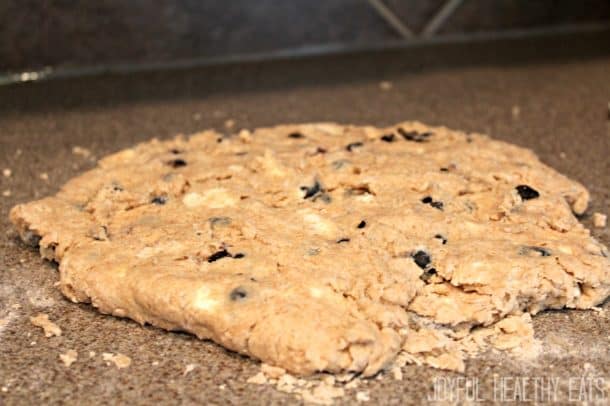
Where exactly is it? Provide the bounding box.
[1,0,609,73]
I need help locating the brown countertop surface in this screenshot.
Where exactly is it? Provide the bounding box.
[1,32,609,405]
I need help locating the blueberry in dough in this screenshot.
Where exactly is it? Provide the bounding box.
[516,185,540,200]
[230,287,248,301]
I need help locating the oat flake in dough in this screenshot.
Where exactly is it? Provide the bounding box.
[10,122,610,376]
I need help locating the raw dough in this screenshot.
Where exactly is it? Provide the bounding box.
[10,122,610,376]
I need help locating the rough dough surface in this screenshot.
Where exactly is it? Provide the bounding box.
[9,122,610,376]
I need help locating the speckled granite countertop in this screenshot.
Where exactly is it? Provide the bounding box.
[0,32,609,405]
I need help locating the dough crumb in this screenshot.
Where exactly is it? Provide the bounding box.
[302,382,345,405]
[511,105,520,118]
[89,351,96,358]
[183,363,197,376]
[152,361,159,366]
[379,81,393,90]
[224,119,235,129]
[72,146,91,158]
[276,373,298,393]
[491,314,540,359]
[102,352,131,369]
[39,172,49,181]
[356,391,370,402]
[2,190,11,197]
[219,384,226,390]
[247,372,268,385]
[593,212,607,228]
[261,363,286,379]
[2,168,11,177]
[30,313,62,337]
[249,372,350,403]
[59,350,78,367]
[391,366,403,380]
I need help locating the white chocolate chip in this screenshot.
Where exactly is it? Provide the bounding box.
[301,211,338,238]
[194,287,219,312]
[183,189,236,209]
